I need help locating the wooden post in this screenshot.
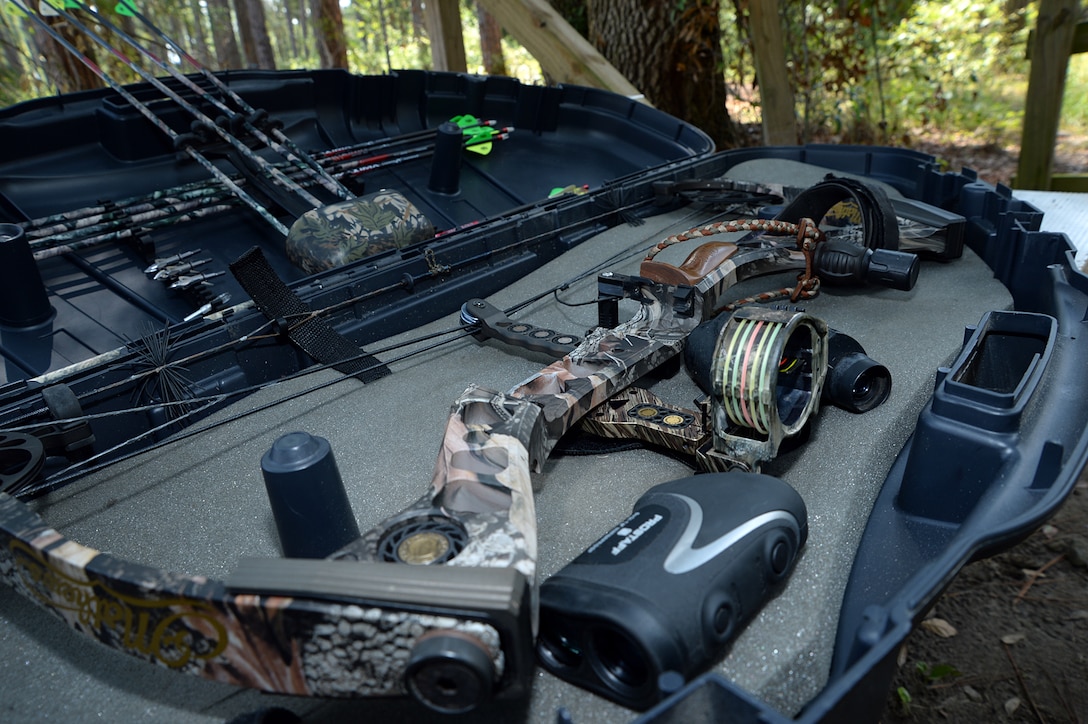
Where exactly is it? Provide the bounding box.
[476,0,646,101]
[1017,0,1080,190]
[748,0,797,145]
[424,0,467,73]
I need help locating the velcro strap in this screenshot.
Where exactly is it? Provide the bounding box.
[229,247,389,383]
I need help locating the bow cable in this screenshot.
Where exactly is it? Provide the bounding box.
[6,201,758,495]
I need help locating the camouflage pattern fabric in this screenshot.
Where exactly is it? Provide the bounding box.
[286,190,434,274]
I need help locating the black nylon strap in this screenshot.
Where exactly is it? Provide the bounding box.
[229,247,389,383]
[775,175,900,251]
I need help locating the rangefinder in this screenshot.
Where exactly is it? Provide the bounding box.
[537,472,807,710]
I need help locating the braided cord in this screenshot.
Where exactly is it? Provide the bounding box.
[644,218,822,261]
[646,217,826,312]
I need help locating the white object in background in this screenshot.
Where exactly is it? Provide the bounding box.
[1013,190,1088,273]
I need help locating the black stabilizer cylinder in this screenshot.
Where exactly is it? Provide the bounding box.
[0,223,53,328]
[261,431,361,558]
[683,310,729,396]
[814,239,920,291]
[428,121,463,194]
[823,330,891,413]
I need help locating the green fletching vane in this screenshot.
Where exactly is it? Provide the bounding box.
[114,0,135,15]
[450,114,479,129]
[464,127,496,156]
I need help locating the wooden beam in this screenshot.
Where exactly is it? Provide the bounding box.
[424,0,467,73]
[748,0,797,145]
[476,0,646,101]
[1016,0,1080,190]
[1048,173,1088,193]
[1026,20,1088,57]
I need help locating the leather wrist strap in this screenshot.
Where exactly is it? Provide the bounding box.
[775,175,900,251]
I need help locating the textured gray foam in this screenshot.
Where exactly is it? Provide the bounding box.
[1,162,1012,723]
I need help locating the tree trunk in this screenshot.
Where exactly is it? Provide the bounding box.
[586,0,739,147]
[425,0,467,72]
[312,0,349,69]
[748,0,797,145]
[412,0,426,39]
[187,0,214,67]
[234,0,276,69]
[283,0,299,60]
[38,15,104,94]
[476,4,507,75]
[208,0,243,69]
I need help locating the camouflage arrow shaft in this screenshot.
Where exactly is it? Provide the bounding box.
[31,204,236,261]
[9,0,289,237]
[112,0,351,201]
[21,179,225,233]
[26,190,232,244]
[40,0,323,211]
[74,0,352,203]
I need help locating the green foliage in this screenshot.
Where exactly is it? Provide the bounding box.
[915,660,962,682]
[0,0,1070,151]
[1061,53,1088,134]
[721,1,1034,145]
[0,0,542,108]
[895,685,912,716]
[339,1,540,83]
[878,0,1030,141]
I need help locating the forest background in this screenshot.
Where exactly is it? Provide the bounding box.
[1,0,1085,186]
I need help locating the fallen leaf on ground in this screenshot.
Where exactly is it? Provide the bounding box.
[1001,633,1026,645]
[920,618,957,637]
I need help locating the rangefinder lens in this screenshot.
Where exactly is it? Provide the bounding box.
[538,629,584,669]
[591,626,650,692]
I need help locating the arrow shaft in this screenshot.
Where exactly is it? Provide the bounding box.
[41,0,323,210]
[114,0,352,200]
[9,0,288,236]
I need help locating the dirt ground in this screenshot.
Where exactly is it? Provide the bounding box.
[910,133,1088,188]
[879,471,1088,723]
[876,137,1088,724]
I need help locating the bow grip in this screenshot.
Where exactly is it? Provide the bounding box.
[639,241,739,286]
